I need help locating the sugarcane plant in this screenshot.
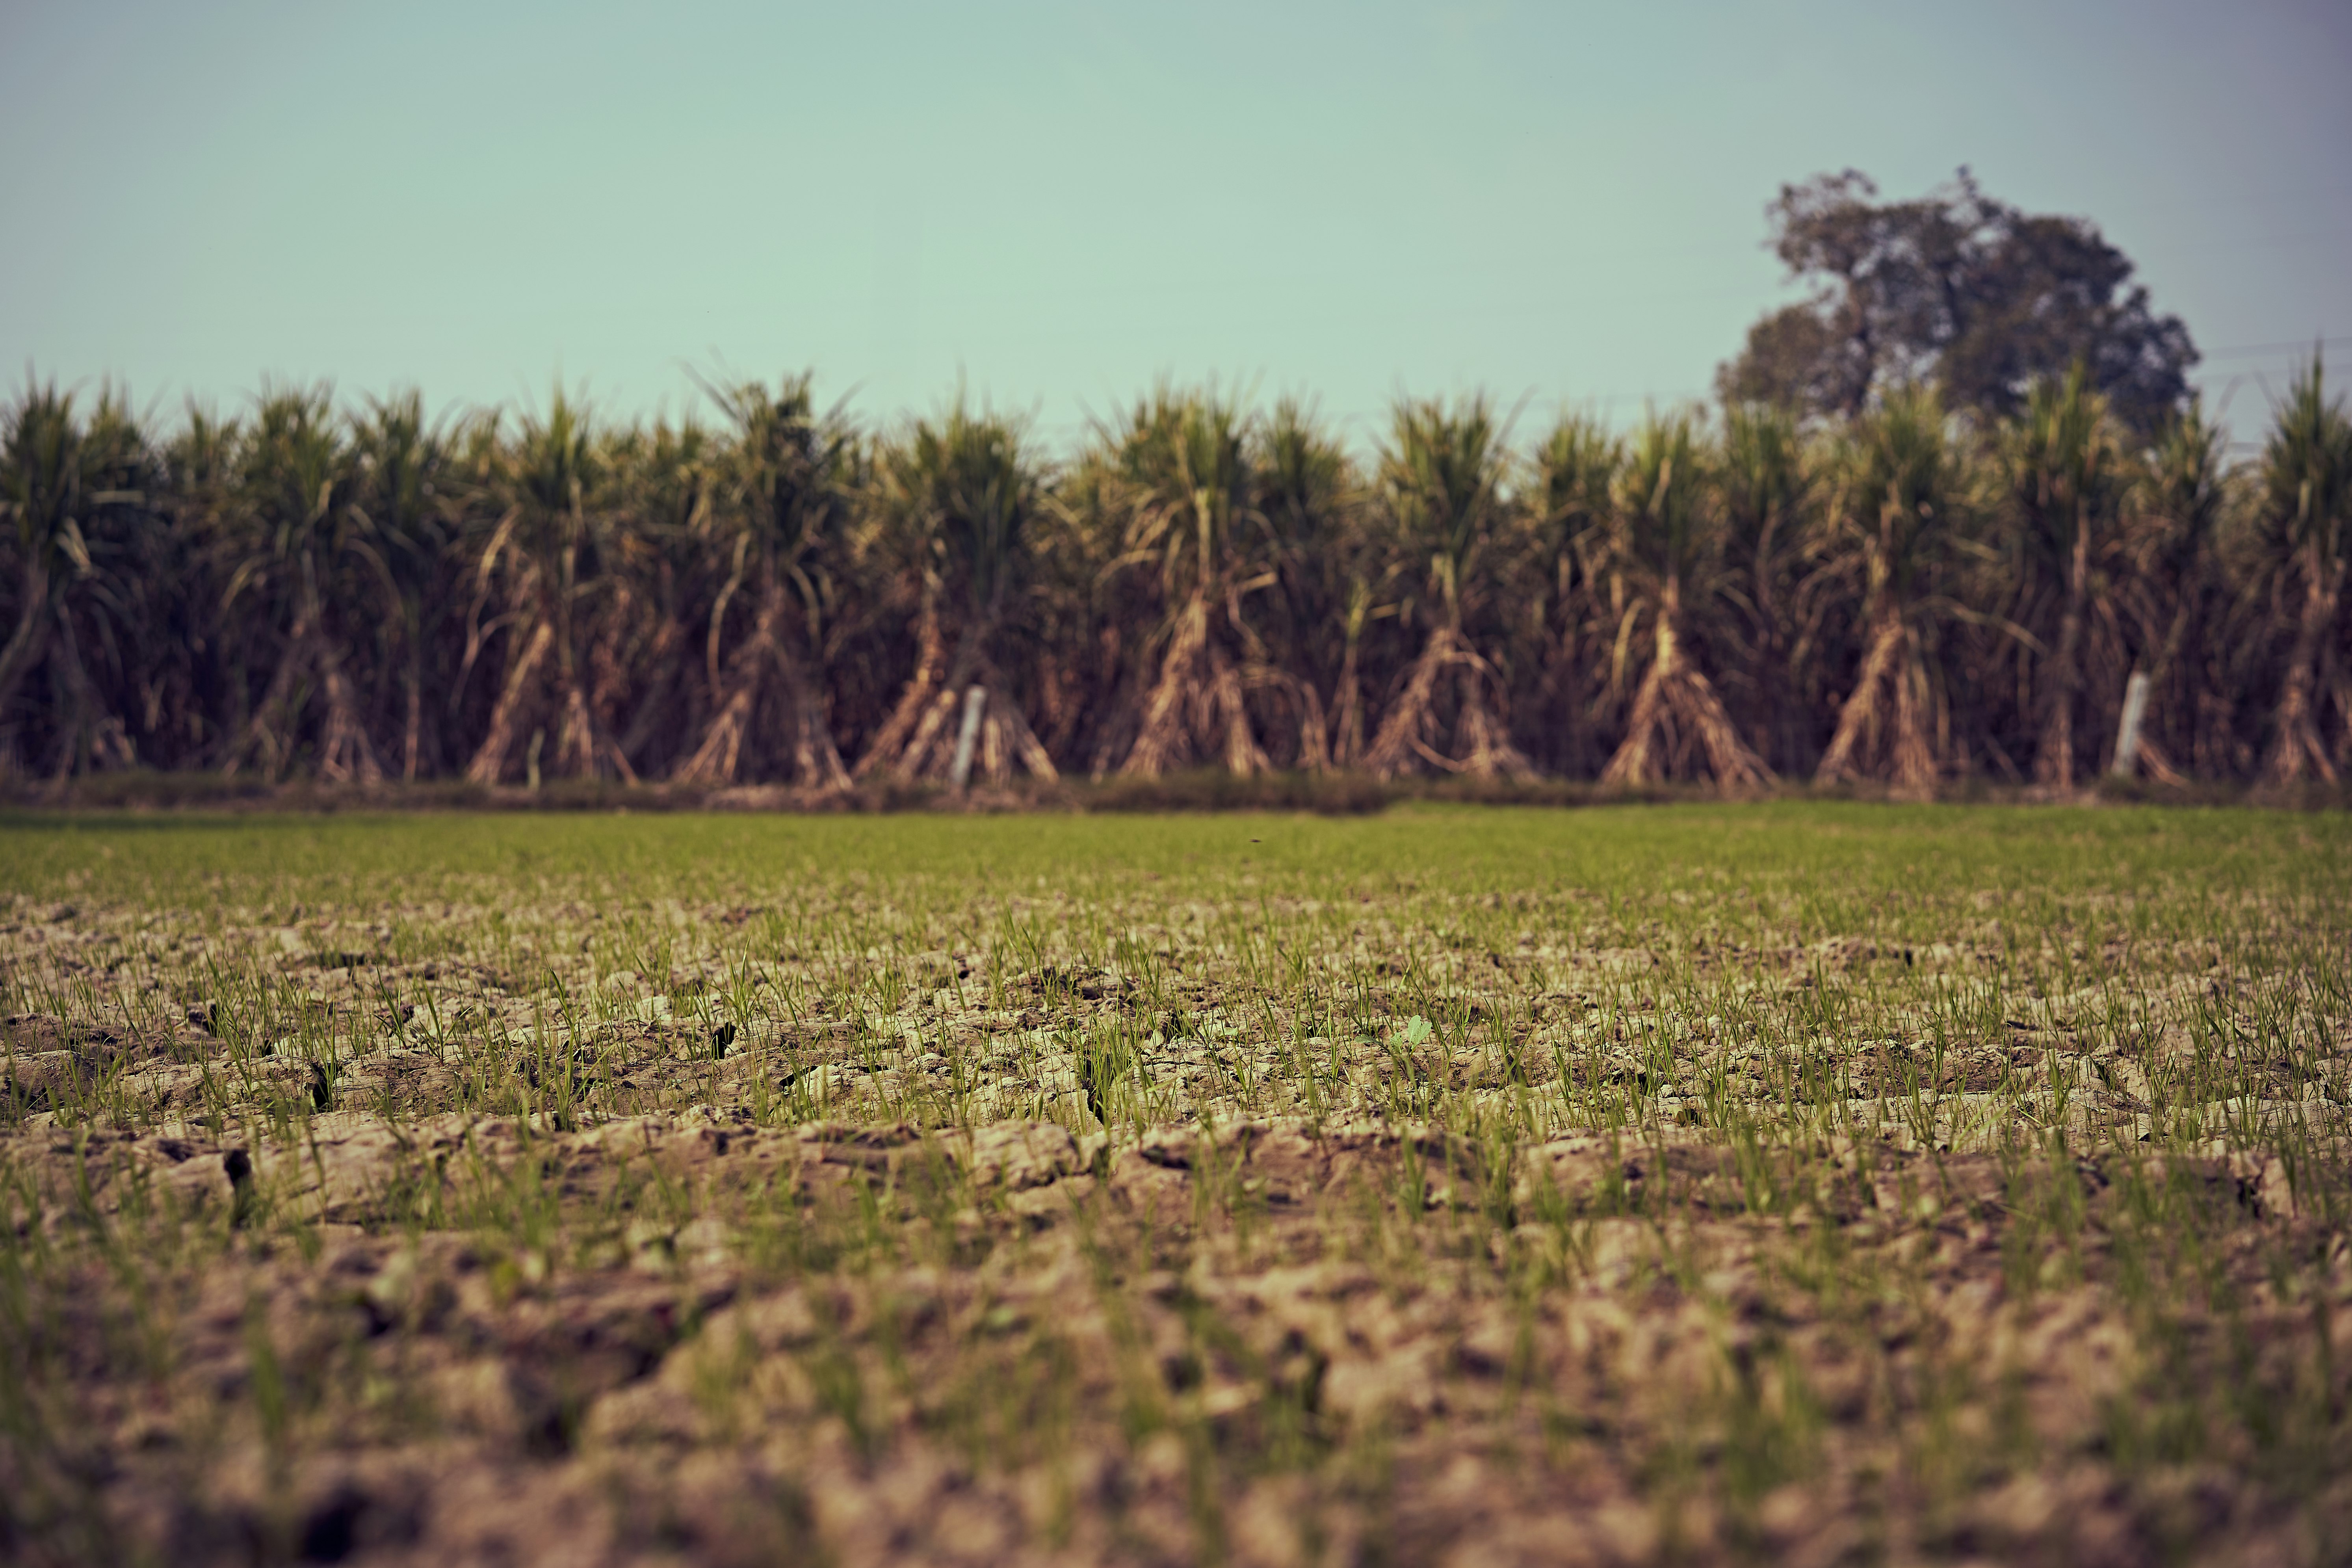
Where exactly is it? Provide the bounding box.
[2002,365,2132,787]
[2119,398,2231,781]
[594,412,716,775]
[1521,412,1620,778]
[346,392,459,781]
[462,390,637,784]
[856,397,1056,785]
[16,353,2352,795]
[1252,398,1359,770]
[674,375,856,789]
[1812,386,1967,790]
[217,386,391,783]
[1597,409,1772,786]
[2252,356,2352,783]
[1361,395,1536,780]
[1097,386,1295,777]
[0,382,155,779]
[1716,402,1814,775]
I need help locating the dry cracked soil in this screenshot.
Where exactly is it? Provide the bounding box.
[1,806,2347,1566]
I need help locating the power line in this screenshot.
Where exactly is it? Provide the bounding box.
[2196,333,2352,362]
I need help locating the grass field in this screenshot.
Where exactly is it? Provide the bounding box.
[2,803,2347,1566]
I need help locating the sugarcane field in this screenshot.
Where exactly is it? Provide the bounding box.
[6,6,2352,1563]
[3,806,2348,1564]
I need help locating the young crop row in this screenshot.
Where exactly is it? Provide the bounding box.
[3,360,2349,796]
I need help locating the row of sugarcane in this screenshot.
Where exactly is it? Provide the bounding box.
[2,360,2348,793]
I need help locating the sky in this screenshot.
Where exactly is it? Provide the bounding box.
[2,0,2346,454]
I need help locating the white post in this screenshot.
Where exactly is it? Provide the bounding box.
[2110,669,2151,777]
[950,685,988,791]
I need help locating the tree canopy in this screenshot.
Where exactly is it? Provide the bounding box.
[1718,169,2197,437]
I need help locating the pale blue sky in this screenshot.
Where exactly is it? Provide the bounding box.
[3,0,2346,450]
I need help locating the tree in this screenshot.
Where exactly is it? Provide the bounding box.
[1718,170,2196,437]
